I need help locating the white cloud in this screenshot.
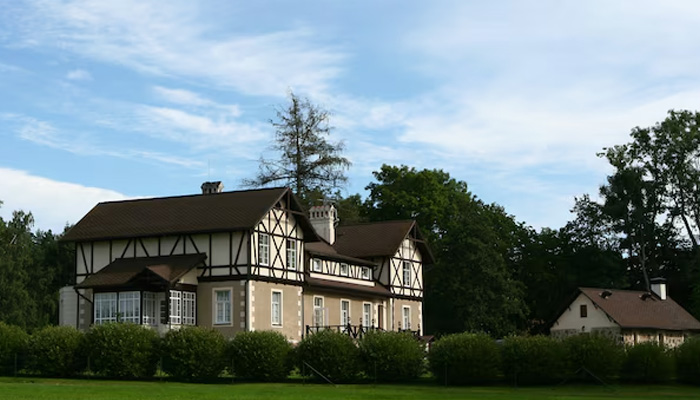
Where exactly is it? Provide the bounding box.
[66,68,92,81]
[152,86,240,115]
[0,167,128,232]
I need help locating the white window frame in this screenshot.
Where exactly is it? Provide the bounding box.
[363,302,372,328]
[286,239,297,270]
[94,292,118,325]
[340,263,349,277]
[119,291,141,324]
[259,233,270,266]
[182,292,196,325]
[214,288,232,325]
[169,290,182,325]
[271,290,283,326]
[340,299,350,326]
[402,261,411,286]
[313,258,322,273]
[362,266,371,280]
[313,296,325,326]
[142,292,157,326]
[402,305,411,330]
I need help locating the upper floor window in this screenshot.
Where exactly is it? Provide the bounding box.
[271,290,282,326]
[580,304,587,318]
[402,261,411,286]
[214,289,232,325]
[340,263,349,277]
[286,239,297,270]
[259,233,270,266]
[313,258,322,273]
[362,266,371,280]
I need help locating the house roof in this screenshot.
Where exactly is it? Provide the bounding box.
[62,187,317,242]
[305,241,377,267]
[75,254,206,289]
[333,220,434,264]
[578,287,700,332]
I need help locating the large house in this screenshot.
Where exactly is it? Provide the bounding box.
[58,183,433,342]
[550,279,700,347]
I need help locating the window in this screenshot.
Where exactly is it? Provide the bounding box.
[214,289,232,325]
[94,292,117,324]
[340,263,349,277]
[182,292,196,325]
[271,290,282,326]
[580,304,587,318]
[402,306,411,330]
[313,258,322,273]
[286,239,297,270]
[362,267,371,280]
[341,300,350,326]
[259,233,270,266]
[313,296,324,326]
[402,261,411,286]
[142,292,157,325]
[119,291,140,324]
[169,290,182,325]
[363,303,372,328]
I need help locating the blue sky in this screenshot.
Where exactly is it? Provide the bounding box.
[2,0,700,233]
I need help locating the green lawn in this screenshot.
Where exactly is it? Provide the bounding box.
[1,378,699,400]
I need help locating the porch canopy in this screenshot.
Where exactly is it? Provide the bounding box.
[76,254,206,291]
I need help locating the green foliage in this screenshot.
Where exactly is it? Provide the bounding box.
[621,342,674,383]
[0,322,28,375]
[501,335,566,385]
[228,330,292,381]
[676,336,700,384]
[160,326,226,380]
[563,334,624,381]
[26,325,83,377]
[358,331,425,382]
[427,332,501,385]
[296,330,360,383]
[84,323,159,378]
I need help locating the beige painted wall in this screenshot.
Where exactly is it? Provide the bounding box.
[303,291,388,330]
[550,293,618,335]
[197,280,247,338]
[251,281,303,342]
[392,298,422,334]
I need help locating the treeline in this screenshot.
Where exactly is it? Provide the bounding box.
[3,323,700,385]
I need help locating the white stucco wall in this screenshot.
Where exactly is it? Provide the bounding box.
[550,293,619,335]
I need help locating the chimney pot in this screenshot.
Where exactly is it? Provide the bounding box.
[201,181,224,194]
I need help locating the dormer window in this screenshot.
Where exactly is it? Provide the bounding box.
[313,258,322,273]
[362,267,371,280]
[340,263,349,277]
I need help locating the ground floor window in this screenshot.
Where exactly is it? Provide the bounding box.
[118,291,140,324]
[214,288,232,325]
[94,292,118,324]
[363,303,372,328]
[170,290,182,325]
[402,306,411,329]
[94,290,195,326]
[183,292,196,325]
[142,292,157,326]
[313,296,324,326]
[341,300,350,326]
[271,290,282,326]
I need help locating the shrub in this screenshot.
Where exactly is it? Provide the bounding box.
[359,331,425,382]
[621,342,674,383]
[563,333,624,382]
[296,330,360,383]
[501,335,566,385]
[161,326,226,380]
[84,323,159,378]
[428,332,501,385]
[676,336,700,384]
[26,326,84,377]
[229,330,292,381]
[0,322,28,376]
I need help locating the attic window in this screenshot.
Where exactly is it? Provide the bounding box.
[580,304,587,318]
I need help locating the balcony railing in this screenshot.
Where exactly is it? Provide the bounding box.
[305,323,384,339]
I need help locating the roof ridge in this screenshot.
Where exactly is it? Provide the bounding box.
[96,186,289,206]
[338,219,415,228]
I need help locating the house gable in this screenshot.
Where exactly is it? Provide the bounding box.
[551,292,619,335]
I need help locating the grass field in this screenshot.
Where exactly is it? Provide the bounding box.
[1,378,700,400]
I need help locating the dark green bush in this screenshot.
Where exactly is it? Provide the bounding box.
[161,326,226,380]
[0,322,28,375]
[229,330,292,381]
[27,326,84,377]
[622,342,674,383]
[563,333,624,382]
[296,330,360,383]
[359,331,425,382]
[428,332,501,385]
[501,335,566,385]
[84,323,159,378]
[676,336,700,384]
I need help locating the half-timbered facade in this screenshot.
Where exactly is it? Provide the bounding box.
[59,183,433,342]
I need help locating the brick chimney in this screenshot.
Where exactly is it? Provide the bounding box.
[309,204,337,244]
[650,277,667,300]
[201,181,224,194]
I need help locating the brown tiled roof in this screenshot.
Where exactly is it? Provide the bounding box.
[333,220,434,264]
[75,254,206,289]
[306,276,391,298]
[579,287,700,331]
[305,241,377,266]
[62,187,317,242]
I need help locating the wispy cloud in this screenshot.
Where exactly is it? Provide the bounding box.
[66,68,92,81]
[152,86,240,115]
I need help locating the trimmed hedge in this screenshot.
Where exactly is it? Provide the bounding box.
[428,332,501,385]
[84,323,159,378]
[296,330,360,383]
[359,331,425,382]
[501,335,566,385]
[161,326,226,380]
[563,333,624,382]
[622,342,674,383]
[229,330,292,381]
[0,322,28,375]
[26,325,84,377]
[676,336,700,384]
